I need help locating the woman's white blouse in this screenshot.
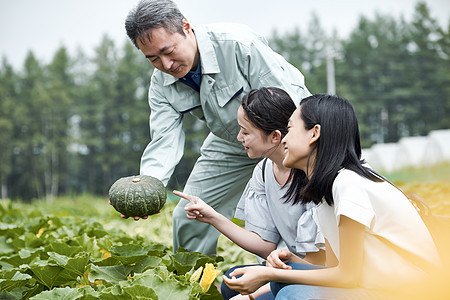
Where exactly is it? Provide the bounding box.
[313,169,441,290]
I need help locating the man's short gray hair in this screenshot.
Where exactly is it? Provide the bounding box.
[125,0,185,48]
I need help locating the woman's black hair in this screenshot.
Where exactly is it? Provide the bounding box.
[241,87,296,137]
[285,94,383,206]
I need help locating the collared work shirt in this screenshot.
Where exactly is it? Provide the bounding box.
[140,23,310,184]
[179,59,202,92]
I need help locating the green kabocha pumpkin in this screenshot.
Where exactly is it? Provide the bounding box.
[109,175,166,217]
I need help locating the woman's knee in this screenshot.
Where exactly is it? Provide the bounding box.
[221,265,261,299]
[220,266,243,300]
[274,284,323,300]
[223,265,250,278]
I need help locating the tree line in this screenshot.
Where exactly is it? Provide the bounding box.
[0,2,448,201]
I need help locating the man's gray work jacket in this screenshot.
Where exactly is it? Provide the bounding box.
[140,23,310,185]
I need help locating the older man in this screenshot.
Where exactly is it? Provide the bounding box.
[124,0,310,255]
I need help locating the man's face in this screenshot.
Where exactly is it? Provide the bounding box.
[137,20,198,78]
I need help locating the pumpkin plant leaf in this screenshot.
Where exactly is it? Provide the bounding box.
[48,252,89,276]
[122,284,158,299]
[199,284,222,300]
[133,256,162,273]
[0,271,32,292]
[29,264,63,289]
[88,264,134,284]
[125,272,191,300]
[0,222,25,238]
[0,236,14,255]
[96,285,130,300]
[109,244,149,265]
[0,286,31,300]
[45,241,84,257]
[170,251,218,275]
[29,286,97,300]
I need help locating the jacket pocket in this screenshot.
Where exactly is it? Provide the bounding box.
[216,84,244,107]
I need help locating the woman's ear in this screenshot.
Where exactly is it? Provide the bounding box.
[310,124,321,144]
[271,130,283,144]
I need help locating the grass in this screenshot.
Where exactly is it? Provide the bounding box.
[384,163,450,215]
[385,162,450,183]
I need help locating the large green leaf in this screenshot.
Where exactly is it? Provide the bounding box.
[76,220,108,237]
[133,256,162,273]
[124,271,191,300]
[96,285,129,299]
[54,225,78,239]
[73,233,98,253]
[21,283,46,299]
[29,263,64,289]
[109,244,149,265]
[170,251,220,275]
[110,244,148,256]
[122,284,158,299]
[44,252,90,286]
[199,287,222,300]
[90,255,120,267]
[45,241,84,257]
[10,232,45,249]
[27,217,52,235]
[0,286,31,300]
[0,222,25,238]
[0,235,14,255]
[30,286,97,300]
[88,264,133,284]
[96,236,113,252]
[0,271,32,291]
[146,242,170,256]
[0,248,43,268]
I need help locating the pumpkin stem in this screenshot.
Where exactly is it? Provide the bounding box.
[132,178,141,183]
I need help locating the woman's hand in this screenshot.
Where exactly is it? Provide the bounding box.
[266,249,293,270]
[173,190,218,224]
[222,266,270,295]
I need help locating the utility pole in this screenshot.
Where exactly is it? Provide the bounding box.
[326,46,336,95]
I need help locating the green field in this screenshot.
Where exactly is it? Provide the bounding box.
[1,163,449,299]
[385,163,450,215]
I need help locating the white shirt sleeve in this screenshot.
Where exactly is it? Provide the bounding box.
[332,171,376,228]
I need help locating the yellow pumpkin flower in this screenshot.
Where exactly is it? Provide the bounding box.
[100,249,111,260]
[199,263,221,293]
[36,228,45,238]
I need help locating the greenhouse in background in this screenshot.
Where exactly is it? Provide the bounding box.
[362,129,450,173]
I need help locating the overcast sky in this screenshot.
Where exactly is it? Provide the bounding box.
[0,0,448,69]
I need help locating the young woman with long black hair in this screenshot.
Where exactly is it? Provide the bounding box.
[222,94,441,299]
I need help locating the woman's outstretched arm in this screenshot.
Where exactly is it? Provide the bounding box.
[174,190,277,258]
